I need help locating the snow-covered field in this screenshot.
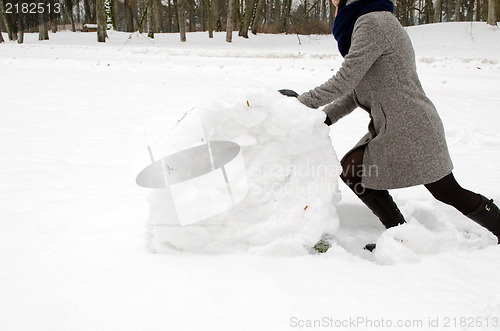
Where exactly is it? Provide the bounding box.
[1,22,500,330]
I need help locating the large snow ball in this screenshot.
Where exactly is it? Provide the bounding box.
[139,88,342,254]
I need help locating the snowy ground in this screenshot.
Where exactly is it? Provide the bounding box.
[1,22,500,330]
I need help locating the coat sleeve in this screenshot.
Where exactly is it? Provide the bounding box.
[297,14,388,109]
[322,92,357,124]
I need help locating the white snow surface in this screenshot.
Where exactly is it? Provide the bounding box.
[1,23,500,330]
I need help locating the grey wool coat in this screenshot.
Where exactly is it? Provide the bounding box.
[297,6,453,190]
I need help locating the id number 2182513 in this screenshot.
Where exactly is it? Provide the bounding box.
[5,2,62,14]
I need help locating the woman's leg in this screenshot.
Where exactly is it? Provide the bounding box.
[425,173,500,243]
[424,173,481,214]
[340,147,405,229]
[340,147,373,197]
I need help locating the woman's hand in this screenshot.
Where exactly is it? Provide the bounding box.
[278,89,299,98]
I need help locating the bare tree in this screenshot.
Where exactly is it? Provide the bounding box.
[424,0,434,23]
[455,0,462,20]
[66,0,76,32]
[434,0,442,22]
[187,0,195,31]
[50,0,57,32]
[177,0,186,41]
[0,0,8,42]
[154,0,163,32]
[96,0,107,42]
[466,0,475,20]
[487,0,497,24]
[125,0,138,31]
[0,0,16,40]
[205,0,214,37]
[39,0,49,41]
[17,0,24,44]
[147,0,154,37]
[251,0,265,34]
[83,0,95,23]
[239,0,255,38]
[226,0,235,42]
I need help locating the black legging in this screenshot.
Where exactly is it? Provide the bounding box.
[340,147,482,215]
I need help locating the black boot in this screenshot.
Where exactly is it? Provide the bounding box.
[359,190,405,252]
[359,190,406,229]
[466,195,500,244]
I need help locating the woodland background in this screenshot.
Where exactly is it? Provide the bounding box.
[0,0,499,43]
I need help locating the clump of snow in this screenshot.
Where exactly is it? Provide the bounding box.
[374,217,496,265]
[143,88,341,254]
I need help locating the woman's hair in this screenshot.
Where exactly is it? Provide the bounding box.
[338,0,348,11]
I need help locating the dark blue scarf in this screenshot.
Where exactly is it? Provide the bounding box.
[332,0,394,57]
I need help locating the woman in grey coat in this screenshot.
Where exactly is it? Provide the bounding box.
[280,0,500,247]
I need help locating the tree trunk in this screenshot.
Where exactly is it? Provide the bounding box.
[167,0,173,32]
[466,0,475,20]
[67,0,76,32]
[329,0,335,25]
[239,0,255,38]
[214,0,222,31]
[17,2,24,44]
[487,0,497,24]
[0,30,4,43]
[84,0,93,23]
[0,0,17,40]
[424,0,434,23]
[226,0,235,41]
[274,0,280,24]
[154,0,163,32]
[251,0,264,34]
[266,0,271,23]
[39,0,49,41]
[184,0,193,32]
[455,0,462,20]
[49,0,57,32]
[76,0,81,23]
[283,0,291,31]
[177,0,186,41]
[125,0,135,31]
[205,0,214,37]
[434,0,442,21]
[0,0,12,40]
[147,0,154,37]
[96,0,106,42]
